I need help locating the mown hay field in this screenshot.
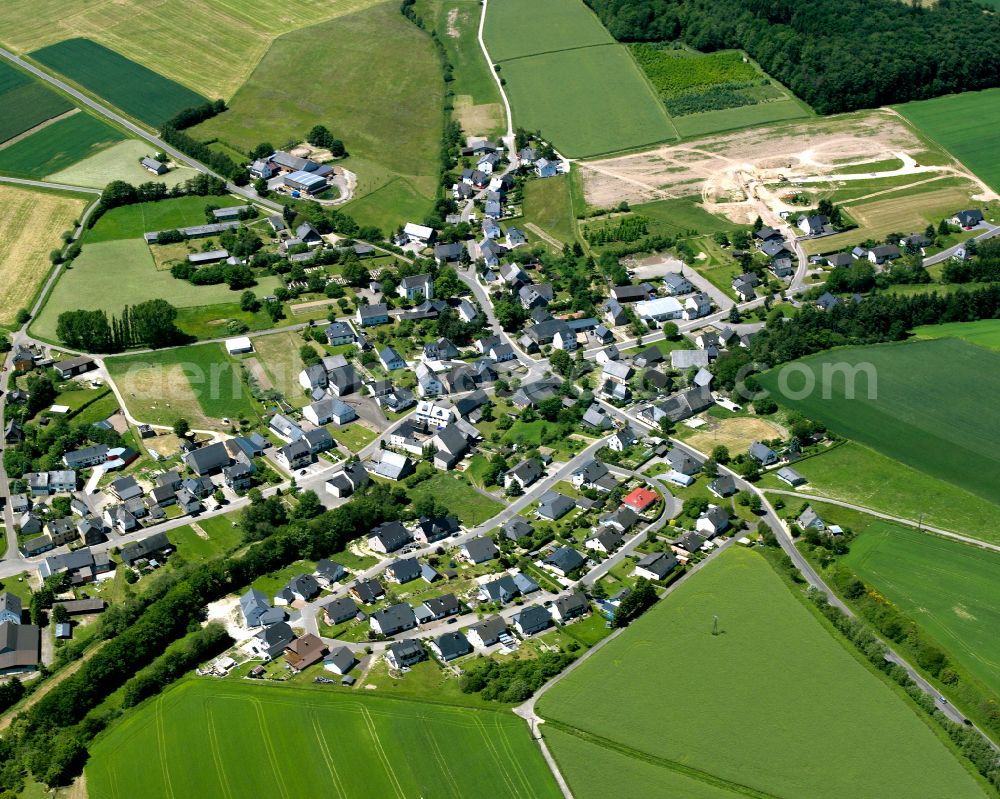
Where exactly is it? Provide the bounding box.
[0,0,382,99]
[0,185,86,325]
[105,343,256,429]
[539,547,987,799]
[86,678,563,799]
[193,2,443,232]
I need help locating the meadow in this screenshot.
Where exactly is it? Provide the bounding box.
[0,112,124,179]
[418,0,505,137]
[250,330,317,406]
[843,522,1000,701]
[85,195,247,243]
[757,338,1000,508]
[46,139,198,189]
[86,678,562,799]
[0,60,73,143]
[520,174,577,245]
[0,0,382,100]
[497,45,676,158]
[193,2,442,232]
[31,38,207,127]
[633,196,739,235]
[895,88,1000,193]
[913,318,1000,352]
[761,442,1000,545]
[0,184,86,325]
[106,343,257,430]
[539,547,986,799]
[32,239,281,343]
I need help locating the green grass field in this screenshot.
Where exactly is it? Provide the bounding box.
[497,44,675,158]
[0,60,73,142]
[483,0,673,157]
[47,139,198,189]
[539,547,986,798]
[0,111,124,178]
[757,338,1000,509]
[671,98,812,140]
[520,174,576,244]
[85,195,246,243]
[895,89,1000,193]
[913,318,1000,352]
[106,343,257,429]
[406,472,502,526]
[843,522,1000,702]
[545,727,743,799]
[192,2,442,232]
[482,0,613,62]
[86,678,562,799]
[633,196,740,235]
[31,38,207,127]
[32,239,281,343]
[760,442,1000,545]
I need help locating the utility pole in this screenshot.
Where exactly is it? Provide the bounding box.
[712,615,719,636]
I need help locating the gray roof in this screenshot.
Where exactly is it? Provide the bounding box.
[433,631,471,660]
[537,490,576,520]
[635,552,678,580]
[543,546,585,574]
[462,536,499,563]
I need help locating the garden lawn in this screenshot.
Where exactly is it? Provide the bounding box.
[105,343,257,430]
[895,88,1000,194]
[913,318,1000,353]
[32,239,281,342]
[842,521,1000,702]
[31,38,207,127]
[760,442,1000,545]
[192,2,442,232]
[497,45,676,158]
[407,473,502,526]
[757,338,1000,510]
[47,140,198,189]
[86,678,562,799]
[85,195,247,243]
[0,184,85,326]
[539,547,986,799]
[0,112,124,178]
[329,422,378,453]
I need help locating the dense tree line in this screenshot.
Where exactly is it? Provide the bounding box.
[56,299,186,352]
[459,652,574,702]
[585,0,1000,113]
[749,285,1000,366]
[613,578,658,627]
[3,412,123,479]
[942,238,1000,283]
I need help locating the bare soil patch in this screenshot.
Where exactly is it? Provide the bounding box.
[685,415,786,454]
[245,356,273,390]
[577,109,977,221]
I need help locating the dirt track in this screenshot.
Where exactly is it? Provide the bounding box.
[577,109,998,221]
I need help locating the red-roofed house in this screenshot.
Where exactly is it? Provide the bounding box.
[622,487,658,514]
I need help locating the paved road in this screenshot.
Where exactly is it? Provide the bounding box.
[0,47,282,214]
[923,222,1000,266]
[0,176,101,195]
[762,488,1000,554]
